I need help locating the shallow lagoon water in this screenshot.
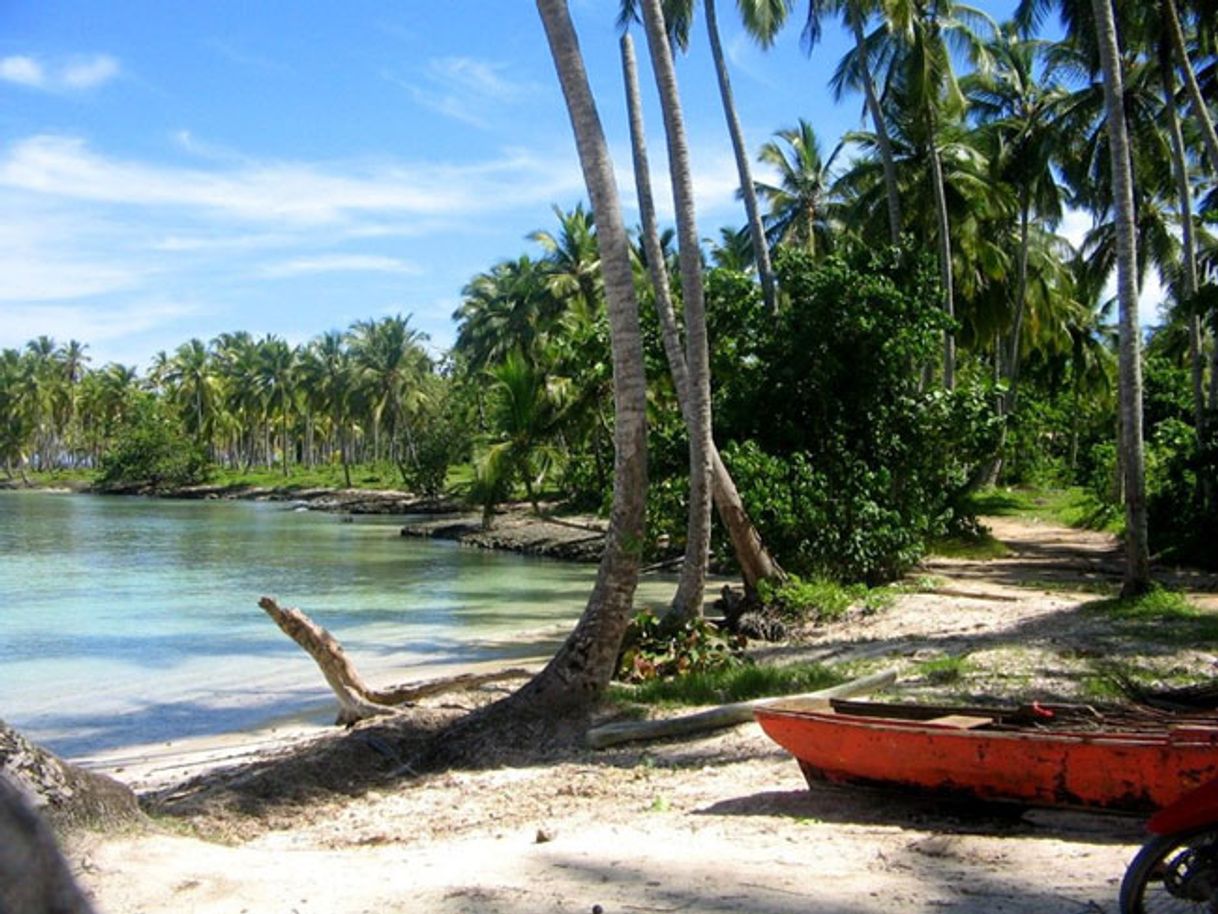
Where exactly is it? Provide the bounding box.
[0,491,673,758]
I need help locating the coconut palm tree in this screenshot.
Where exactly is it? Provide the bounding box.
[299,331,358,487]
[621,0,789,314]
[1089,0,1151,592]
[454,0,648,726]
[256,335,298,477]
[620,29,784,602]
[814,0,905,243]
[965,26,1068,426]
[756,119,841,256]
[348,314,428,471]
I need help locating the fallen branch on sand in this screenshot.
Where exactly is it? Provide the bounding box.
[258,596,533,725]
[586,667,898,749]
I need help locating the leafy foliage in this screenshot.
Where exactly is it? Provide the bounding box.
[615,609,746,683]
[613,661,844,706]
[715,248,1001,583]
[97,398,210,491]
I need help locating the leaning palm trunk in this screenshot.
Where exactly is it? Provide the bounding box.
[851,11,903,244]
[620,31,782,601]
[1163,0,1218,176]
[1092,0,1151,593]
[632,9,714,623]
[704,0,777,314]
[486,0,650,716]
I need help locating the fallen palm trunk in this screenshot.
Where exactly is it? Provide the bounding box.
[586,667,898,749]
[258,596,533,724]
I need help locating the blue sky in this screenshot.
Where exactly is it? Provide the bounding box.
[2,0,1084,371]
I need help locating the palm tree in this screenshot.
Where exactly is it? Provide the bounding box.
[449,0,649,728]
[756,119,841,256]
[256,335,298,477]
[815,0,905,243]
[620,18,711,621]
[620,29,783,601]
[1089,0,1151,592]
[454,256,553,371]
[299,332,358,487]
[348,314,428,472]
[965,26,1067,414]
[621,0,788,313]
[165,339,218,451]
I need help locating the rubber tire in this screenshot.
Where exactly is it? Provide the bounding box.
[1120,827,1218,914]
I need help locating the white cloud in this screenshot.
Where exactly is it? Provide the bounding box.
[260,254,421,279]
[0,134,582,227]
[61,55,120,90]
[393,56,538,129]
[0,299,199,352]
[0,56,45,88]
[0,54,119,92]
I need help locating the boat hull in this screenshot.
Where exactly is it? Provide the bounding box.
[754,700,1218,813]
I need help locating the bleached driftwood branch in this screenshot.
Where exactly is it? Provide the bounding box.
[258,596,532,725]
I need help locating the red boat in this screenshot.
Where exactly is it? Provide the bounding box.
[753,697,1218,813]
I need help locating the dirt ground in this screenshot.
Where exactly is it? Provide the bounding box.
[69,515,1218,914]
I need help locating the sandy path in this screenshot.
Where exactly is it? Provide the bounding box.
[71,514,1214,914]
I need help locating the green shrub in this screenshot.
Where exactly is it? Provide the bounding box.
[616,609,745,683]
[97,399,210,490]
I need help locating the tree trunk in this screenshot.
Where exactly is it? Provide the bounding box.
[1005,199,1031,412]
[1092,0,1151,593]
[851,9,903,244]
[632,12,714,624]
[1163,0,1218,176]
[620,32,783,598]
[704,0,777,314]
[1160,45,1208,511]
[929,133,956,391]
[1,721,140,832]
[478,0,649,721]
[0,776,96,914]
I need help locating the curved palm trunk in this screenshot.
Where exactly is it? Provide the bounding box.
[493,0,649,715]
[704,0,778,314]
[620,32,782,600]
[1005,199,1031,411]
[850,10,903,244]
[928,132,956,391]
[1163,0,1218,175]
[1092,0,1151,593]
[633,9,714,622]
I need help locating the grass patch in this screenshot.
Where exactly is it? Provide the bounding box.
[928,532,1012,560]
[759,575,895,624]
[1083,586,1218,643]
[964,486,1120,532]
[914,655,973,685]
[609,662,844,707]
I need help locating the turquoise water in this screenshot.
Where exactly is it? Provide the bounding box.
[0,491,651,758]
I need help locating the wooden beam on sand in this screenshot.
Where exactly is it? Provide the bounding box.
[258,596,533,725]
[586,668,898,749]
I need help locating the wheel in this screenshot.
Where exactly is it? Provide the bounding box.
[1121,827,1218,913]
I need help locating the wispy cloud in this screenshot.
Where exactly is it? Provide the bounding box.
[0,134,580,226]
[0,299,200,353]
[392,56,539,129]
[0,54,120,92]
[260,254,421,279]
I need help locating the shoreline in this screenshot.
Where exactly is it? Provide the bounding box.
[1,478,612,564]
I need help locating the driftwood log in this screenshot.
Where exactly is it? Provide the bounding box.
[586,667,899,749]
[258,596,533,725]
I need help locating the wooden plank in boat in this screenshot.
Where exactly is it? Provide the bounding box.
[924,714,994,729]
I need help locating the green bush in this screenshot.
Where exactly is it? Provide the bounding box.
[713,247,1000,584]
[97,399,210,490]
[616,609,745,683]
